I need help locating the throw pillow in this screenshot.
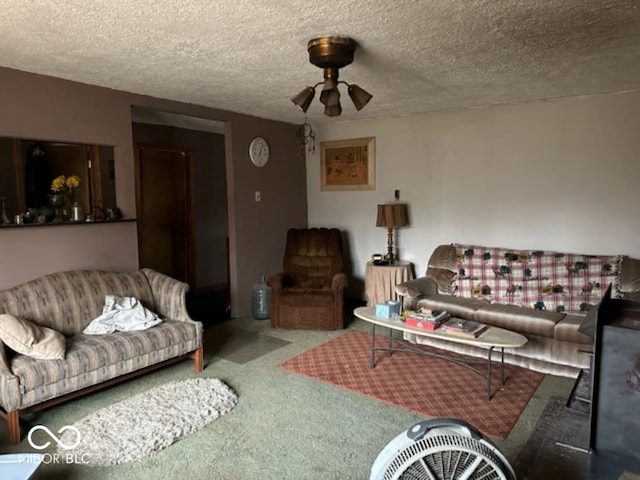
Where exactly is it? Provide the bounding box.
[0,314,66,360]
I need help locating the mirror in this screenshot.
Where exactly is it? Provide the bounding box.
[0,137,116,224]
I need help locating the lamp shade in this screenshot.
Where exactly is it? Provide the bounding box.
[324,103,343,117]
[319,79,340,107]
[376,203,409,228]
[291,87,316,113]
[348,84,373,111]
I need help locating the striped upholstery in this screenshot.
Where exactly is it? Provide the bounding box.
[12,321,199,409]
[0,269,202,412]
[0,270,156,336]
[403,331,590,378]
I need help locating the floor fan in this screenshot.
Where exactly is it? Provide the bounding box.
[370,418,516,480]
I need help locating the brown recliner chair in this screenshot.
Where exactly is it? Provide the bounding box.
[268,228,348,330]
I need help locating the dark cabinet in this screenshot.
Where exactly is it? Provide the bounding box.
[589,286,640,473]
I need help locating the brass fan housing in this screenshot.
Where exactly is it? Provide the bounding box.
[307,36,356,69]
[292,35,371,116]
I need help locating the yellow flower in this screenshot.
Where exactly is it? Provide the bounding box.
[51,176,67,192]
[66,175,80,189]
[50,174,81,194]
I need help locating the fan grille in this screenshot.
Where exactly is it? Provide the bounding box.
[382,434,509,480]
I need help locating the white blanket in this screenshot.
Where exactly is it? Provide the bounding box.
[83,295,163,335]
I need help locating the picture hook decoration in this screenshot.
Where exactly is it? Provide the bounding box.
[296,120,316,153]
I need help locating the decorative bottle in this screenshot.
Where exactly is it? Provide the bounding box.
[70,202,85,222]
[251,275,271,320]
[1,197,9,225]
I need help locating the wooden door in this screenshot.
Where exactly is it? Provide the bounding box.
[135,144,194,284]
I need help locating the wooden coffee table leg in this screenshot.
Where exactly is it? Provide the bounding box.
[501,347,505,384]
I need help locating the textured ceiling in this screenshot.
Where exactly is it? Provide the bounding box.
[2,1,640,125]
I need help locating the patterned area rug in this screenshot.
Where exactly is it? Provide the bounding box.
[280,330,544,439]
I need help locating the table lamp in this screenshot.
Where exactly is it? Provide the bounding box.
[376,203,409,264]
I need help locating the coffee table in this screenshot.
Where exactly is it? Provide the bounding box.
[353,306,528,400]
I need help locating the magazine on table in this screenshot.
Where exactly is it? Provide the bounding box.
[440,318,488,338]
[405,309,450,330]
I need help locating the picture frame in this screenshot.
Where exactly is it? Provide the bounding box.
[320,137,375,191]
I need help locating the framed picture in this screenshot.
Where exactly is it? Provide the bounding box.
[320,137,375,191]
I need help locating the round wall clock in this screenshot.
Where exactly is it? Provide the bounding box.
[249,136,270,167]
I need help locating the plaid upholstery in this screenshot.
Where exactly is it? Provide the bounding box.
[0,269,202,412]
[454,244,622,315]
[398,244,634,376]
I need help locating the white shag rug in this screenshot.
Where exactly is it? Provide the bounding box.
[57,378,238,466]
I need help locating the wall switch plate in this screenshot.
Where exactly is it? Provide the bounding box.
[255,191,261,202]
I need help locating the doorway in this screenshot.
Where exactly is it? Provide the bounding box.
[135,144,194,285]
[130,107,230,325]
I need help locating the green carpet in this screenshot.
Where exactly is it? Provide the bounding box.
[0,315,575,480]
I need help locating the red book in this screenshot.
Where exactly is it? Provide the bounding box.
[405,317,440,330]
[405,310,450,330]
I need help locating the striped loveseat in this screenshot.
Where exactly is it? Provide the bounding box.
[0,268,203,445]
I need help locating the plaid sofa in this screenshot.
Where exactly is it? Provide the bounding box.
[0,268,203,444]
[396,244,640,377]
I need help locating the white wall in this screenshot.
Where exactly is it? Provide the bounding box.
[307,91,640,299]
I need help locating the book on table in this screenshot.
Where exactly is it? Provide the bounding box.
[440,318,488,338]
[405,310,450,330]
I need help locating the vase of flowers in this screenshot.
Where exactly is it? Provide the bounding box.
[49,175,81,222]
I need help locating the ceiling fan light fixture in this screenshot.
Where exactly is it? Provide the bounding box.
[319,67,339,106]
[291,86,316,113]
[320,80,340,107]
[324,103,342,117]
[348,84,373,111]
[293,35,372,117]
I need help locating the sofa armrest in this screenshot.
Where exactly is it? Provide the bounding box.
[142,268,192,323]
[395,276,440,309]
[0,340,14,377]
[396,276,439,297]
[0,340,21,411]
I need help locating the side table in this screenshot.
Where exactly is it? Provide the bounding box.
[365,261,414,306]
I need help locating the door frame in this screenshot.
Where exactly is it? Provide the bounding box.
[134,143,196,287]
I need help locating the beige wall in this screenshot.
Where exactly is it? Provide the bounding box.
[308,92,640,300]
[5,66,633,309]
[0,67,306,316]
[1,222,138,277]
